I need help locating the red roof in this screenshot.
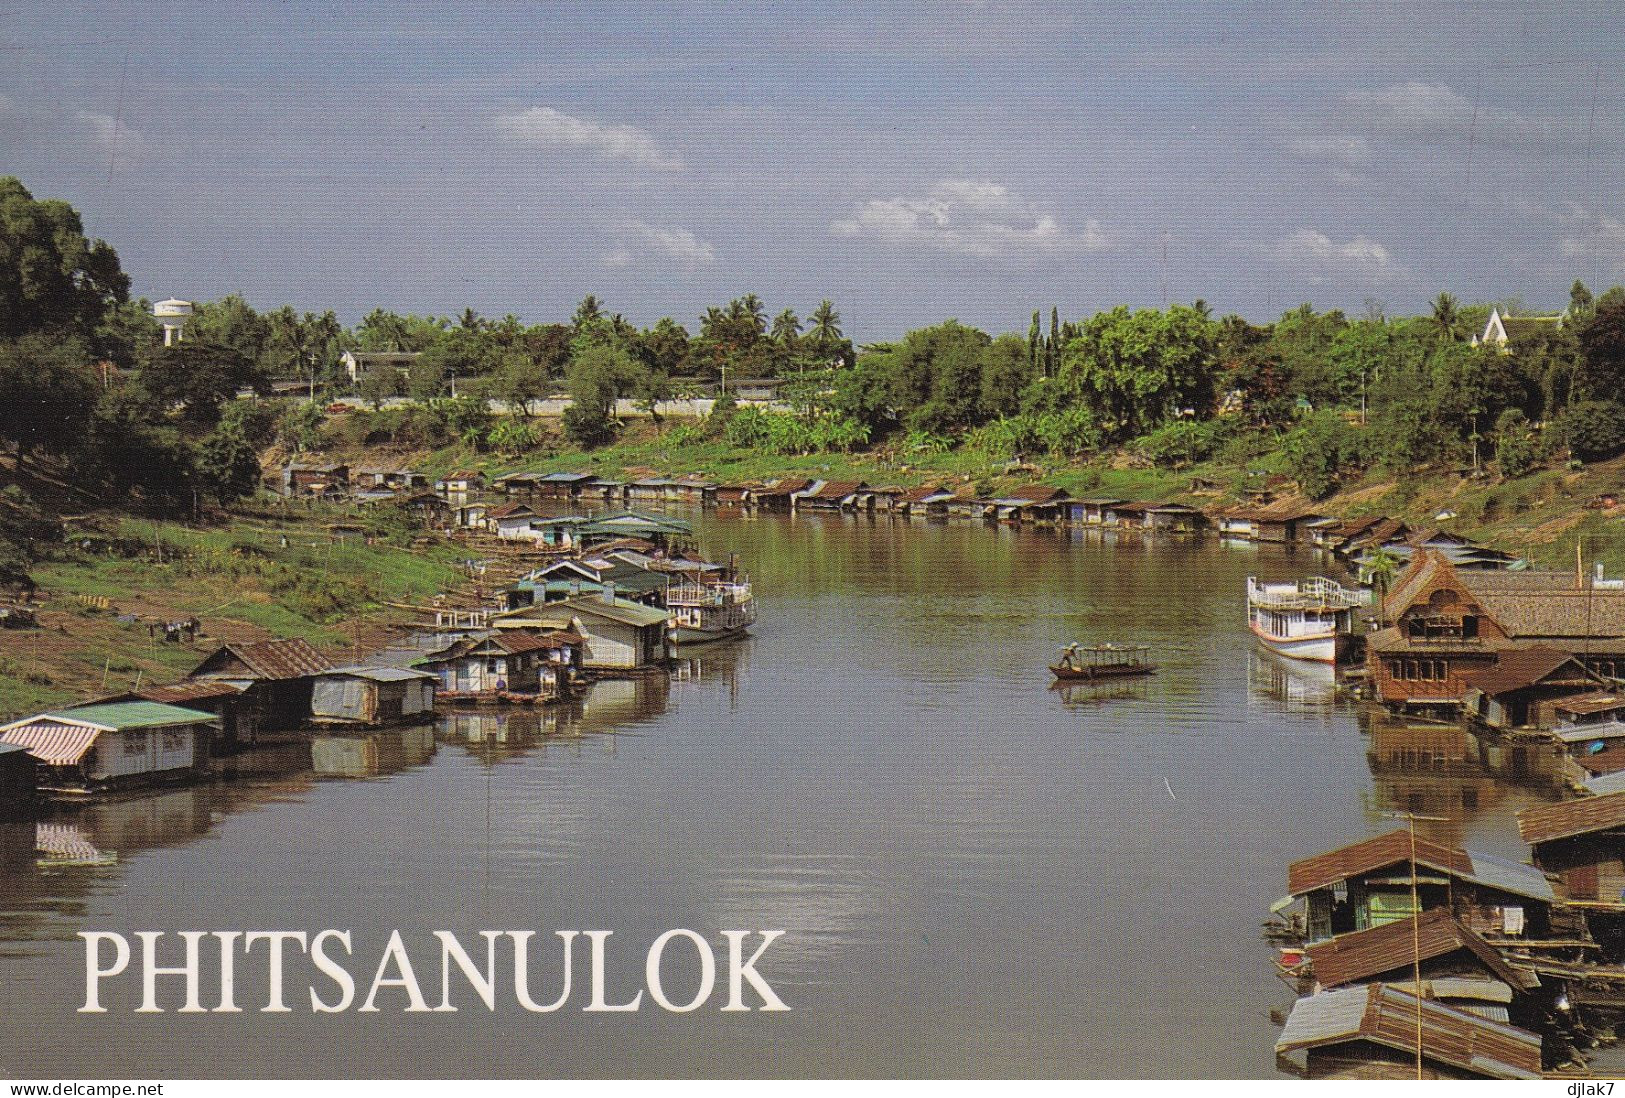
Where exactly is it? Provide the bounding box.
[1006,485,1068,503]
[1518,791,1625,846]
[1289,829,1473,895]
[487,502,536,520]
[804,480,866,499]
[193,638,333,681]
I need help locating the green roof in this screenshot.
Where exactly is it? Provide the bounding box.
[49,701,220,730]
[557,594,671,627]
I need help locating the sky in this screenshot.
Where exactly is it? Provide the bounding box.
[3,1,1624,341]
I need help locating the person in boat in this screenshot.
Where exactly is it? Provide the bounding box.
[1060,642,1082,671]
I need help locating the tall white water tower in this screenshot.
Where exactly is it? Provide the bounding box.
[153,298,194,346]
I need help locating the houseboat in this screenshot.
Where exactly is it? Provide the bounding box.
[666,575,755,645]
[1246,576,1363,664]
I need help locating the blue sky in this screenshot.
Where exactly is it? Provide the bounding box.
[4,1,1623,340]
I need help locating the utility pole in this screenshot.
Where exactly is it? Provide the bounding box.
[1382,809,1450,1080]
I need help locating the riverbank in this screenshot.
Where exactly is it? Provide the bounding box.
[303,420,1625,573]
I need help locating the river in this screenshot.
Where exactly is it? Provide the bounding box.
[0,510,1569,1077]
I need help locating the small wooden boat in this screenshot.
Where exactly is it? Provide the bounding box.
[1049,643,1157,680]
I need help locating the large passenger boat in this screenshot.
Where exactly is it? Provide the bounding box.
[1245,576,1362,664]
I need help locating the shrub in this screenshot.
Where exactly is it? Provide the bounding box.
[1557,400,1625,461]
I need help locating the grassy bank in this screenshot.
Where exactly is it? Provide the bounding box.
[0,504,469,720]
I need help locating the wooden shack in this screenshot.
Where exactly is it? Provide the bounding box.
[1275,983,1543,1079]
[0,702,218,792]
[1288,829,1563,943]
[188,638,334,739]
[1303,909,1541,1020]
[310,666,436,727]
[794,479,868,511]
[1460,647,1606,730]
[1519,793,1625,909]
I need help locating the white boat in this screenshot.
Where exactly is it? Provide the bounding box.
[667,575,755,645]
[1245,576,1362,664]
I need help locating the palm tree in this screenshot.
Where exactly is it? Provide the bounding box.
[808,300,842,349]
[771,308,801,345]
[1366,547,1402,609]
[735,293,767,336]
[1430,292,1462,344]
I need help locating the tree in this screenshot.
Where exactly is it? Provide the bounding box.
[561,343,637,449]
[0,332,98,458]
[1571,280,1595,319]
[1558,400,1625,461]
[196,424,264,503]
[1429,292,1464,344]
[1577,291,1625,401]
[489,353,551,415]
[1047,306,1060,377]
[1053,304,1218,442]
[771,308,801,345]
[807,300,845,363]
[358,365,403,410]
[0,176,129,344]
[138,339,268,428]
[190,293,268,366]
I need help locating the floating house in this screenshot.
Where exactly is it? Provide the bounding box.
[90,680,247,749]
[715,482,761,507]
[795,480,867,511]
[1367,551,1625,713]
[1518,793,1625,912]
[0,701,218,792]
[897,485,955,518]
[495,594,670,671]
[577,511,692,550]
[412,630,566,699]
[751,478,813,511]
[310,666,436,727]
[986,485,1070,523]
[484,502,541,540]
[1070,497,1128,526]
[1302,909,1540,1015]
[1275,983,1543,1080]
[188,638,334,738]
[1286,828,1563,943]
[1460,648,1606,730]
[1143,502,1206,534]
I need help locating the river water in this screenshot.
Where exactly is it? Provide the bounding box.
[0,511,1569,1078]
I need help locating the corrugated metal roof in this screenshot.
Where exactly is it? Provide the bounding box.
[1289,830,1473,896]
[1518,791,1625,846]
[1554,720,1625,744]
[1305,909,1534,991]
[557,595,670,628]
[1277,984,1543,1079]
[322,665,435,682]
[195,638,333,681]
[1584,771,1625,796]
[0,722,102,765]
[803,480,866,499]
[39,701,220,730]
[1557,692,1625,716]
[1464,851,1556,902]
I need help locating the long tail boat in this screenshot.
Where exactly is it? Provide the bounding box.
[1049,643,1157,681]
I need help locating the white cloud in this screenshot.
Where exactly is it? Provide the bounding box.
[1284,134,1371,168]
[492,106,683,170]
[76,110,145,164]
[1341,81,1579,150]
[830,179,1107,258]
[604,220,716,268]
[1268,228,1403,284]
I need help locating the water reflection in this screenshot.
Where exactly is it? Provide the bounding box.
[1357,708,1565,857]
[310,724,437,778]
[1246,648,1346,714]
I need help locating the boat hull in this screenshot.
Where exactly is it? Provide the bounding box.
[671,624,750,645]
[1249,622,1345,664]
[1049,662,1157,681]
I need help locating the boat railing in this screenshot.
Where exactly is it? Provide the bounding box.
[1247,576,1363,610]
[666,577,752,607]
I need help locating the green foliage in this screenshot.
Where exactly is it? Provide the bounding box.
[486,418,540,455]
[196,425,264,503]
[1132,418,1231,468]
[1557,400,1625,461]
[140,339,269,427]
[0,331,98,457]
[1493,409,1540,479]
[217,397,282,449]
[0,176,129,347]
[1050,304,1217,442]
[357,364,404,409]
[1278,410,1364,498]
[278,401,326,452]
